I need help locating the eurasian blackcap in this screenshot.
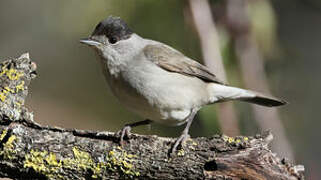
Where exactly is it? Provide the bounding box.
[80,16,286,153]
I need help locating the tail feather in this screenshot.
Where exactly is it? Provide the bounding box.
[208,84,286,107]
[240,92,287,107]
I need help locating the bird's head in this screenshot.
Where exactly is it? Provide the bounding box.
[80,16,142,64]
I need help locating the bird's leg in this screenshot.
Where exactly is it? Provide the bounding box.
[117,119,152,145]
[171,109,198,154]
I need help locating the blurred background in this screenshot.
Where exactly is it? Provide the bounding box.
[0,0,319,179]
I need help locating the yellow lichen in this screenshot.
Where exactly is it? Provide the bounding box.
[14,101,22,108]
[24,150,48,172]
[223,135,237,144]
[126,154,135,158]
[0,83,24,102]
[23,146,140,179]
[0,92,6,102]
[177,149,185,156]
[223,135,250,145]
[45,152,61,167]
[107,147,140,177]
[0,130,7,141]
[6,68,23,80]
[227,137,234,143]
[4,86,14,93]
[5,135,16,149]
[62,147,106,179]
[109,150,115,156]
[0,133,17,160]
[24,150,64,179]
[0,86,15,102]
[0,65,23,80]
[72,147,94,169]
[16,81,25,92]
[92,162,105,178]
[186,138,198,150]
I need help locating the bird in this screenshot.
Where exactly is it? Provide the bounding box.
[80,16,286,153]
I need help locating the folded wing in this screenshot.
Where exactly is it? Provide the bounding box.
[143,44,225,84]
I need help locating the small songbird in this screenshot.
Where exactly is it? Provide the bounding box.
[80,16,286,153]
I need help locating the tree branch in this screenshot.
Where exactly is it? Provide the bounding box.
[0,54,304,179]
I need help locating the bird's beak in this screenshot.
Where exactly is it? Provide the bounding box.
[80,38,102,47]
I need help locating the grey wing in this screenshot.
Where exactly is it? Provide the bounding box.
[143,44,225,84]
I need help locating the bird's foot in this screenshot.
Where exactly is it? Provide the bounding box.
[171,133,190,155]
[116,125,131,146]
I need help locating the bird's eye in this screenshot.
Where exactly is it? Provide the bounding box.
[109,36,118,44]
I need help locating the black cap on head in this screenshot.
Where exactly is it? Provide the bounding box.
[91,16,133,44]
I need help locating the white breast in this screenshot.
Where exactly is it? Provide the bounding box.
[105,54,210,126]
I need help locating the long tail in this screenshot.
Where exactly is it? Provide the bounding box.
[208,84,286,107]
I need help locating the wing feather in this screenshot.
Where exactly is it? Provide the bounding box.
[143,44,225,84]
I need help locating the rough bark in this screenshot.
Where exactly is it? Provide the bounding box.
[0,54,305,179]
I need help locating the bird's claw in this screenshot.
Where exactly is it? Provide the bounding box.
[116,126,131,146]
[171,133,190,155]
